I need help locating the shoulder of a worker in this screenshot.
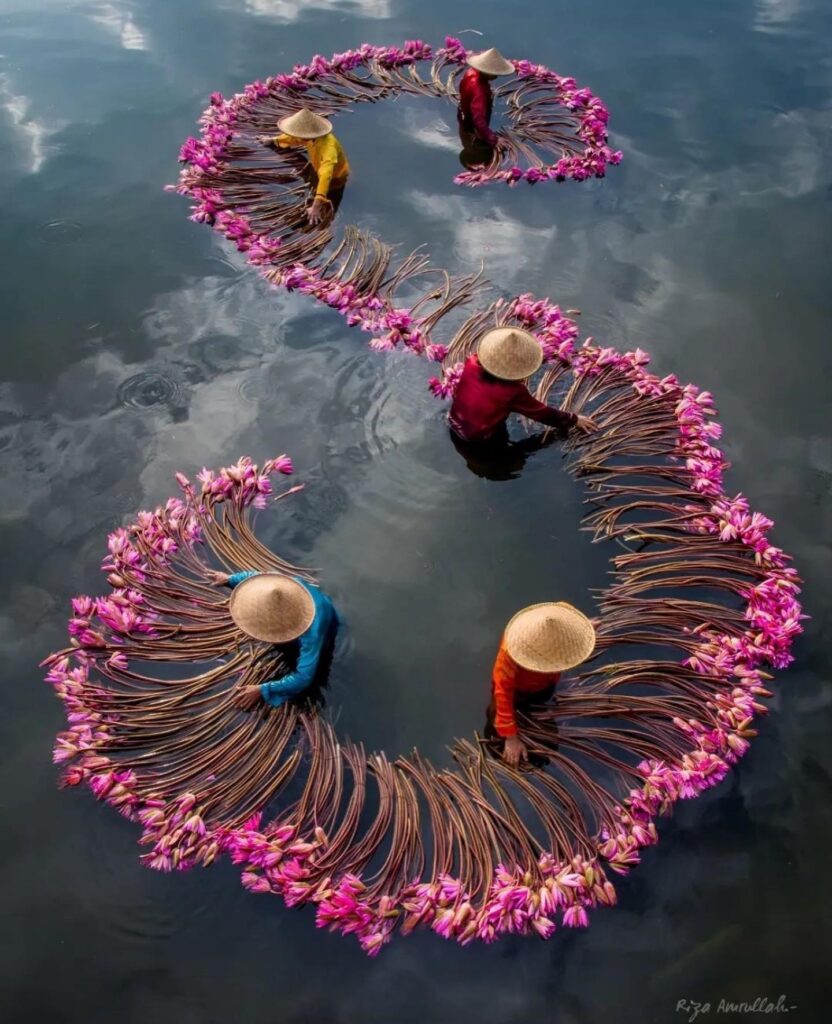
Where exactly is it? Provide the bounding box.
[492,637,517,684]
[485,369,524,396]
[318,132,339,155]
[293,576,335,617]
[462,353,482,375]
[453,354,479,389]
[506,377,532,397]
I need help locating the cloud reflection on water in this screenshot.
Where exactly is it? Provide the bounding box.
[753,0,803,33]
[406,189,557,287]
[0,71,55,173]
[1,0,831,1018]
[89,2,148,50]
[239,0,391,22]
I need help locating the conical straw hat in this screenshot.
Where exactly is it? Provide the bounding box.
[467,48,514,76]
[229,574,315,643]
[477,327,543,381]
[504,602,596,673]
[277,107,332,139]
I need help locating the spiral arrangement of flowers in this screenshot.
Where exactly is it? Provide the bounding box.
[169,37,620,363]
[42,39,803,956]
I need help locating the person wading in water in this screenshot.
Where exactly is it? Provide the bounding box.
[457,46,515,148]
[489,603,596,766]
[448,327,597,455]
[259,107,350,226]
[207,569,338,709]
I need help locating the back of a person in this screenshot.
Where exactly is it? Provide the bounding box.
[458,67,492,129]
[449,354,517,441]
[263,108,350,226]
[447,331,588,444]
[306,133,350,183]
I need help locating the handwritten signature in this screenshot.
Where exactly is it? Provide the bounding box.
[676,996,798,1021]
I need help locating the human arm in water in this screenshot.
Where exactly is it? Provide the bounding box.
[493,673,528,765]
[307,135,340,225]
[507,388,597,434]
[205,569,256,587]
[492,644,527,764]
[492,644,561,766]
[256,133,336,225]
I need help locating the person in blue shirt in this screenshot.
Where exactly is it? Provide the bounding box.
[207,569,337,710]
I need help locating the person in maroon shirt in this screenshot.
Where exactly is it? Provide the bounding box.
[448,328,597,448]
[457,47,515,148]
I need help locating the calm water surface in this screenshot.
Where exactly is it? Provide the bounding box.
[1,1,830,1021]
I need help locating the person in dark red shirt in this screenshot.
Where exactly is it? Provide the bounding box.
[448,327,597,445]
[457,47,515,147]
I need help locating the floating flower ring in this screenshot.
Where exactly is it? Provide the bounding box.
[42,41,803,956]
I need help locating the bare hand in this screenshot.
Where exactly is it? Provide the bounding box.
[233,685,263,710]
[574,414,598,435]
[257,134,274,146]
[307,197,329,226]
[502,734,528,767]
[205,570,230,587]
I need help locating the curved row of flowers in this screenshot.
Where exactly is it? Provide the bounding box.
[41,39,801,956]
[44,335,802,954]
[223,346,803,954]
[171,38,620,361]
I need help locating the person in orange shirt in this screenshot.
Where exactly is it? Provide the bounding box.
[258,108,350,226]
[489,602,596,766]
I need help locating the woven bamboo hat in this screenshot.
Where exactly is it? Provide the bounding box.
[277,107,332,139]
[467,48,514,77]
[229,574,315,643]
[477,327,543,381]
[504,602,596,673]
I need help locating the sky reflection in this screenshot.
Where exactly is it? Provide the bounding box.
[0,70,54,172]
[238,0,392,23]
[1,0,830,1020]
[89,1,148,50]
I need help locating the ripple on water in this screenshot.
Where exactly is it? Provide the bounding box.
[237,372,277,404]
[325,349,410,457]
[80,814,231,948]
[175,361,209,387]
[579,306,633,347]
[39,220,83,244]
[188,332,264,373]
[116,371,180,410]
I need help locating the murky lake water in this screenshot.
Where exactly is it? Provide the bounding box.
[1,0,830,1021]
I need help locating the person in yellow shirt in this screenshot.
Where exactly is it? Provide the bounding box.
[258,107,350,226]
